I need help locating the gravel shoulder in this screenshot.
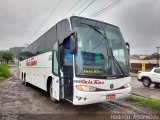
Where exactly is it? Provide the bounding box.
[0,77,157,114]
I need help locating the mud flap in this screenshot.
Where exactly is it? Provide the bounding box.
[52,76,60,101]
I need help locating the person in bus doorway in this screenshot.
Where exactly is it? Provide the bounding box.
[60,37,73,98]
[60,37,73,71]
[64,38,73,66]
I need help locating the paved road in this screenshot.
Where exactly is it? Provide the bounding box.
[131,77,160,100]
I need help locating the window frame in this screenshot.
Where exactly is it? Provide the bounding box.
[52,40,60,76]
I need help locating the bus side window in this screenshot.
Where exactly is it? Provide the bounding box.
[53,41,59,76]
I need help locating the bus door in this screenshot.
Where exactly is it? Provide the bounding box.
[63,37,73,101]
[52,41,60,101]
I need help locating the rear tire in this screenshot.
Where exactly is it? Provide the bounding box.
[142,78,151,87]
[154,83,160,88]
[49,82,58,103]
[24,79,28,86]
[23,73,28,86]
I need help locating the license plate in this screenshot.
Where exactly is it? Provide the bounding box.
[106,94,116,100]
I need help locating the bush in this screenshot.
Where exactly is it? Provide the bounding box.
[0,64,12,80]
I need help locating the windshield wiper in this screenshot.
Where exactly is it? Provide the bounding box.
[80,22,107,40]
[110,48,125,77]
[81,22,125,77]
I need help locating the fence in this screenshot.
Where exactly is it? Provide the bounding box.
[130,63,157,72]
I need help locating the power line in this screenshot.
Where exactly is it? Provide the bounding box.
[24,0,63,44]
[92,0,124,17]
[92,0,119,17]
[72,0,89,15]
[91,0,119,17]
[63,0,81,17]
[78,0,95,15]
[94,0,124,17]
[89,0,113,17]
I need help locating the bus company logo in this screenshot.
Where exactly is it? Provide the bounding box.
[26,58,37,66]
[110,84,114,89]
[81,79,104,84]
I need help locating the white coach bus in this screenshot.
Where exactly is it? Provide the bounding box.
[18,16,131,105]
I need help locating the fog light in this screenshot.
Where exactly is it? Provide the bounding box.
[78,97,82,100]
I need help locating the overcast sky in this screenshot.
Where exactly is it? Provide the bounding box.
[0,0,160,55]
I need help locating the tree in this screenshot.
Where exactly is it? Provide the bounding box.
[2,51,13,64]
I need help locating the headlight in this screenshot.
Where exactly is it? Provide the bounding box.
[124,82,131,88]
[76,85,96,92]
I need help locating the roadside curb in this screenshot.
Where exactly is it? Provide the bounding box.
[131,93,149,99]
[131,75,138,77]
[0,77,13,82]
[131,93,160,100]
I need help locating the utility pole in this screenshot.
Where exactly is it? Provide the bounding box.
[156,47,160,67]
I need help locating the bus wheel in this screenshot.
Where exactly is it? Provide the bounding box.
[24,73,28,86]
[142,78,151,87]
[22,73,25,85]
[49,82,58,103]
[154,83,160,88]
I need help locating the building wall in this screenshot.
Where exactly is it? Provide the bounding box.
[130,59,159,64]
[130,59,159,72]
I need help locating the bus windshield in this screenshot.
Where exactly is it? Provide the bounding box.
[71,17,130,78]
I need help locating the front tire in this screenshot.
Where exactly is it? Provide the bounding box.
[142,78,151,87]
[49,82,58,103]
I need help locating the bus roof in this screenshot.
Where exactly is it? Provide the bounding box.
[19,16,119,53]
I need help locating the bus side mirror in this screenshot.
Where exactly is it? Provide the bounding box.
[126,42,130,54]
[70,33,77,54]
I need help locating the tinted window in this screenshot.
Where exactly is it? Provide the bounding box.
[19,49,28,60]
[45,26,57,52]
[26,45,33,58]
[154,68,160,73]
[19,19,70,61]
[57,20,70,43]
[31,41,37,56]
[37,35,45,54]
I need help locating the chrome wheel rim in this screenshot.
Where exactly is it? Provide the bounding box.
[143,79,149,86]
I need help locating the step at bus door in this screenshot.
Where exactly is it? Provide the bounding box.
[52,41,60,101]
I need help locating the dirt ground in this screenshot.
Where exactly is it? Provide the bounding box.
[0,67,159,120]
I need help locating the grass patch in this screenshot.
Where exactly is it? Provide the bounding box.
[0,64,12,80]
[126,96,160,112]
[0,77,5,80]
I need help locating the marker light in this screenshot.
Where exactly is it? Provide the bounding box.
[76,85,96,92]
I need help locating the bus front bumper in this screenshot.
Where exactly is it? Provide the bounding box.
[73,87,131,105]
